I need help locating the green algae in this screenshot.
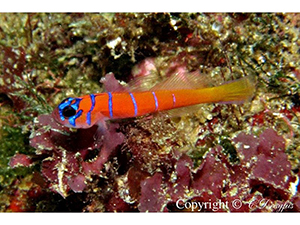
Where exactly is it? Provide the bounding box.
[0,125,33,183]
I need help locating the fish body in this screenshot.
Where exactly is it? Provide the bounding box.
[52,76,254,129]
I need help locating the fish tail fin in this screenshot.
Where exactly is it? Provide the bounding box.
[213,76,256,104]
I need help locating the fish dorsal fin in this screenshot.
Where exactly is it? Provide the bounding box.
[128,70,211,92]
[127,74,160,92]
[150,71,210,91]
[102,69,211,93]
[100,72,129,92]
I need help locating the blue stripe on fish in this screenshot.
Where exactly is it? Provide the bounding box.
[58,97,82,121]
[152,92,158,111]
[129,92,138,116]
[58,98,74,121]
[86,94,96,126]
[69,110,83,127]
[108,92,113,118]
[172,93,176,107]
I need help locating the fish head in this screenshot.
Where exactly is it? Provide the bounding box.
[52,97,91,129]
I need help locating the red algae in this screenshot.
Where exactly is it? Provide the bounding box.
[29,114,124,198]
[138,173,166,212]
[192,146,229,199]
[9,154,33,168]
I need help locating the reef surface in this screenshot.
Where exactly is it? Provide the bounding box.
[0,13,299,212]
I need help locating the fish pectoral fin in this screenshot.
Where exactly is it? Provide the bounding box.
[166,105,204,118]
[93,119,108,141]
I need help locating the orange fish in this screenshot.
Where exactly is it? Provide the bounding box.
[52,74,255,129]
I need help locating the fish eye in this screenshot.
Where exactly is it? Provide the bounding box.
[62,106,76,118]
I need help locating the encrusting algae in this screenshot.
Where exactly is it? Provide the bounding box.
[0,13,299,212]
